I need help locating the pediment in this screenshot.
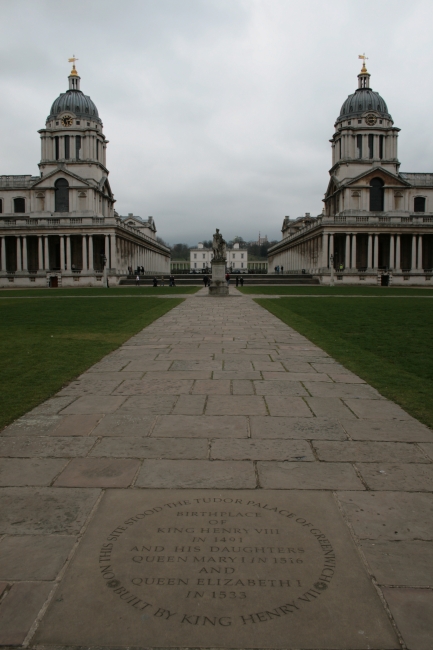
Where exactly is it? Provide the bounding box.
[32,167,92,189]
[344,167,410,188]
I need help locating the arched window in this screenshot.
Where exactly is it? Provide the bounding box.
[369,178,384,211]
[14,198,25,213]
[414,197,426,213]
[54,178,69,212]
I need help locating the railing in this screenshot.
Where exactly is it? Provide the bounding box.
[70,218,82,224]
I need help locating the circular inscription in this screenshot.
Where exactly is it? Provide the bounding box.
[98,496,335,628]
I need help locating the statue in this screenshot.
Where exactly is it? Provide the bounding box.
[212,228,226,262]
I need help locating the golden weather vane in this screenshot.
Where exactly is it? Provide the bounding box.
[68,55,79,75]
[358,53,368,72]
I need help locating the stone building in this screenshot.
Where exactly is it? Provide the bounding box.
[268,61,433,284]
[190,242,248,272]
[0,62,170,287]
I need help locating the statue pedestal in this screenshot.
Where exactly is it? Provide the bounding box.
[209,260,229,296]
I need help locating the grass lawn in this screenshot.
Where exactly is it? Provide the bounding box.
[239,285,433,296]
[0,286,199,298]
[256,297,433,428]
[0,296,182,429]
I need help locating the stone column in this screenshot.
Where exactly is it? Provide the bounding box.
[38,236,43,271]
[66,235,71,270]
[16,237,22,271]
[345,234,350,269]
[105,234,110,268]
[44,236,50,271]
[367,234,373,269]
[329,233,334,268]
[395,234,401,271]
[417,235,423,270]
[60,235,65,271]
[411,234,417,271]
[320,232,328,270]
[390,235,395,269]
[373,234,379,269]
[110,234,116,270]
[82,235,88,271]
[22,236,28,271]
[351,234,357,269]
[88,235,94,270]
[1,237,6,271]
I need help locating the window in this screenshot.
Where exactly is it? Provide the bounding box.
[356,134,363,159]
[194,254,197,259]
[379,135,384,159]
[76,135,81,160]
[54,178,69,212]
[339,139,342,159]
[194,263,197,268]
[55,136,60,160]
[87,122,90,126]
[241,263,244,268]
[369,178,384,211]
[358,119,362,124]
[368,134,374,159]
[64,135,70,159]
[232,254,235,259]
[414,197,426,212]
[241,254,244,259]
[203,254,205,259]
[96,140,99,160]
[348,120,351,125]
[14,198,25,213]
[203,263,205,268]
[0,198,2,213]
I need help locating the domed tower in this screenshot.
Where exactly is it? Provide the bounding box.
[37,59,114,218]
[38,59,110,184]
[324,58,401,216]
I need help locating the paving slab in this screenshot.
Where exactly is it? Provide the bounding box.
[336,491,433,540]
[34,489,398,649]
[0,581,52,646]
[340,418,433,441]
[54,458,141,487]
[206,395,267,415]
[303,382,381,399]
[192,379,231,394]
[210,439,314,461]
[135,460,256,488]
[172,395,206,415]
[0,415,62,437]
[254,380,308,396]
[345,398,412,420]
[90,436,208,459]
[0,458,68,486]
[313,440,428,463]
[152,414,249,438]
[61,395,126,415]
[265,396,313,417]
[360,540,433,586]
[51,413,103,436]
[258,461,364,490]
[1,433,86,461]
[0,487,100,534]
[262,371,332,381]
[250,416,347,439]
[92,412,156,437]
[356,462,433,491]
[305,397,357,419]
[119,395,177,413]
[0,534,76,580]
[382,587,433,650]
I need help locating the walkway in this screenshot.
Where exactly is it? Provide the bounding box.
[0,289,432,649]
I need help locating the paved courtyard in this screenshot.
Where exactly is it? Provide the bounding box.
[0,287,432,649]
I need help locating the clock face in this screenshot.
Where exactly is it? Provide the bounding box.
[61,115,73,127]
[365,113,377,126]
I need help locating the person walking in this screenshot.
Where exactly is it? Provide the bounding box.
[135,274,140,286]
[240,276,244,286]
[281,266,284,274]
[203,274,209,288]
[236,276,239,287]
[160,276,165,287]
[152,276,158,287]
[225,272,230,287]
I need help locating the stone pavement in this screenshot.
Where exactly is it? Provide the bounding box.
[0,287,432,649]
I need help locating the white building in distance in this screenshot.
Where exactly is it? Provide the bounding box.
[190,242,248,271]
[0,61,170,287]
[268,60,433,285]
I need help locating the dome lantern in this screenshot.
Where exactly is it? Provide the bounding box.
[68,55,80,91]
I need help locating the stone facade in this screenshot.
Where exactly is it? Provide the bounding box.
[190,242,248,272]
[0,64,170,288]
[268,63,433,285]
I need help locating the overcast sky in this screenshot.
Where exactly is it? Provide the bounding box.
[1,0,432,245]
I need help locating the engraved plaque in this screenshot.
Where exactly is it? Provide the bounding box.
[36,490,398,649]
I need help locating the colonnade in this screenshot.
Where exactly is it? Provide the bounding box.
[271,232,431,273]
[0,233,170,274]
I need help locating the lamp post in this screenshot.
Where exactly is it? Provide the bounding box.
[100,253,108,288]
[330,253,334,286]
